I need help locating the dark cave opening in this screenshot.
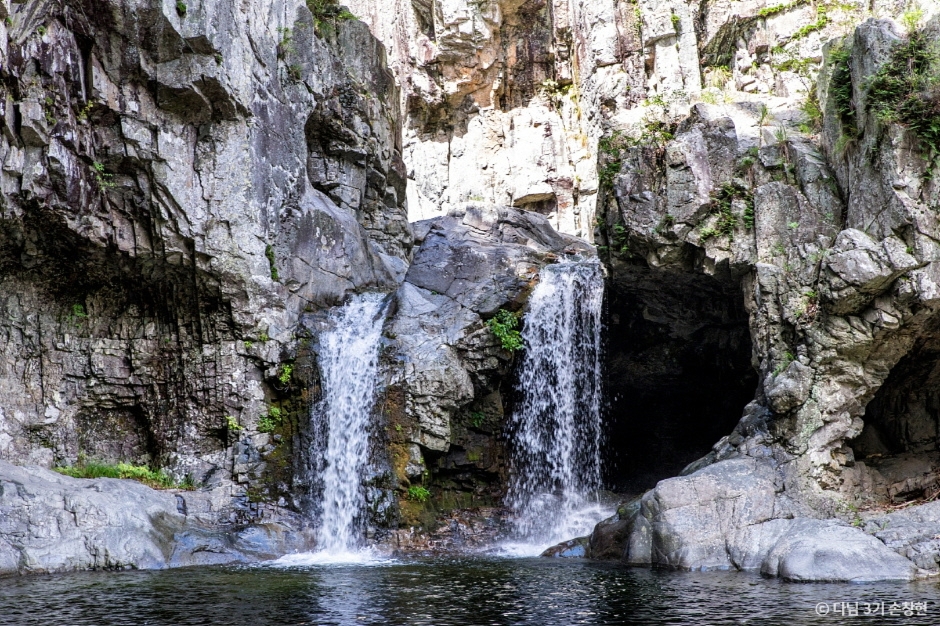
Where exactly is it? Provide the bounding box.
[852,326,940,504]
[601,264,758,493]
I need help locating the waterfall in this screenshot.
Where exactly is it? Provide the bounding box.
[308,292,387,559]
[505,259,606,552]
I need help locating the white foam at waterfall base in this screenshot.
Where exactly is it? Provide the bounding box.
[499,259,611,557]
[273,292,389,566]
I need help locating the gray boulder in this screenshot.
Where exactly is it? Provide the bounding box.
[864,501,940,573]
[822,229,922,316]
[760,519,917,582]
[0,460,309,575]
[585,458,921,582]
[386,203,594,460]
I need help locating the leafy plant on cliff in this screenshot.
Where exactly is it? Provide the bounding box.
[276,27,295,59]
[598,120,675,189]
[828,45,856,141]
[277,363,293,386]
[790,3,830,40]
[773,351,795,376]
[487,309,523,352]
[258,406,283,433]
[757,0,807,18]
[539,79,573,110]
[67,303,88,326]
[307,0,355,34]
[866,26,940,172]
[265,244,279,282]
[700,182,754,241]
[407,485,431,503]
[92,161,115,189]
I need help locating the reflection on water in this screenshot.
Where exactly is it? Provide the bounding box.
[1,557,938,625]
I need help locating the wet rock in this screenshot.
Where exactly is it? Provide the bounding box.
[0,0,410,528]
[759,519,918,582]
[541,536,589,558]
[625,458,778,570]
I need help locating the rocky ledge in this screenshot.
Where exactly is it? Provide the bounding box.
[553,457,936,582]
[0,460,310,574]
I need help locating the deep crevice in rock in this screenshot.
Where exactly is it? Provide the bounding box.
[853,321,940,504]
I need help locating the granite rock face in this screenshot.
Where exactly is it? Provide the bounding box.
[346,0,649,236]
[0,0,410,539]
[567,5,940,581]
[4,0,940,584]
[379,204,594,527]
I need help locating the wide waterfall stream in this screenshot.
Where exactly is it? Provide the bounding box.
[504,259,609,553]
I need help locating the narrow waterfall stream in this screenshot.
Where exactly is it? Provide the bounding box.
[504,259,607,553]
[283,293,388,563]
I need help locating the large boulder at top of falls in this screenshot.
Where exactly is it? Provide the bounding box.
[0,460,310,575]
[406,203,596,316]
[581,458,921,582]
[378,204,595,511]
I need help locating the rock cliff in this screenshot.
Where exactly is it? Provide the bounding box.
[4,0,940,584]
[0,0,411,571]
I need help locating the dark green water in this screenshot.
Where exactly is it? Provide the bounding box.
[1,557,938,625]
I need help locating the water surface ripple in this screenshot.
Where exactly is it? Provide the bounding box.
[2,557,937,625]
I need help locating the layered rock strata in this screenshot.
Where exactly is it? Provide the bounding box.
[0,0,411,572]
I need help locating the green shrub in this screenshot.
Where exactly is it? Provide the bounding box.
[258,406,283,433]
[407,485,430,502]
[773,351,795,376]
[175,1,187,17]
[225,415,242,432]
[487,309,523,352]
[469,411,486,428]
[307,0,356,33]
[791,5,830,40]
[67,303,89,326]
[829,45,856,138]
[265,244,279,281]
[92,161,116,189]
[866,27,940,171]
[278,363,293,385]
[55,461,187,490]
[703,182,754,240]
[757,0,807,18]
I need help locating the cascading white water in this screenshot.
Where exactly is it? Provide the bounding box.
[307,292,387,560]
[504,259,607,553]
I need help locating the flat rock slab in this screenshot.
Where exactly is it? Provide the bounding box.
[0,461,308,575]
